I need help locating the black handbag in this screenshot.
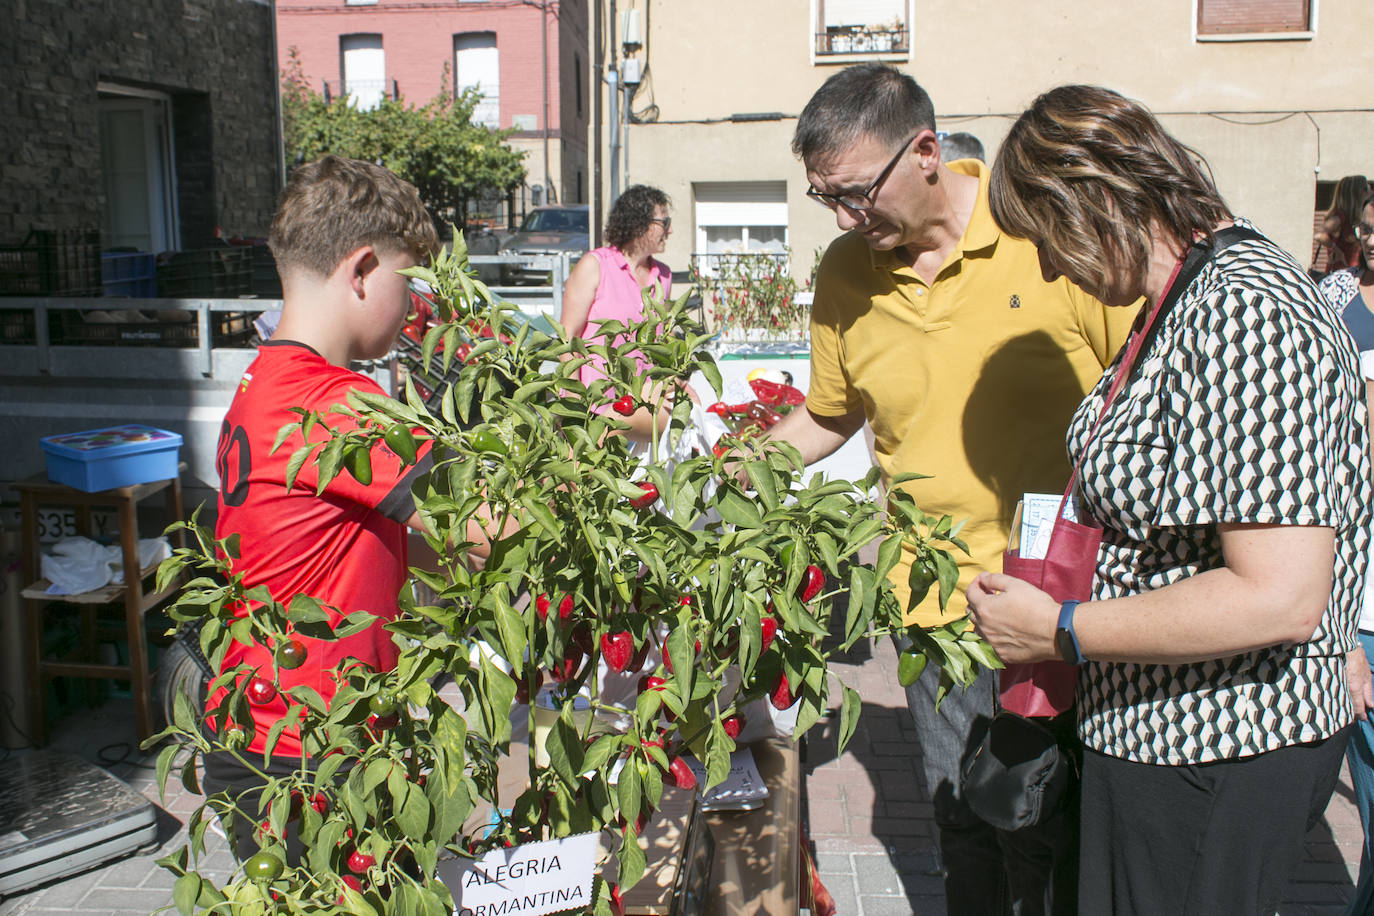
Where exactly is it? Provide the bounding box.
[960,711,1073,832]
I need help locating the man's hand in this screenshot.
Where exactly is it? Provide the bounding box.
[1349,645,1373,721]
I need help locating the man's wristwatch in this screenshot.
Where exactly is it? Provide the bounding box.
[1054,600,1085,665]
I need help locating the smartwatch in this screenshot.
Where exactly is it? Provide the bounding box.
[1054,600,1085,665]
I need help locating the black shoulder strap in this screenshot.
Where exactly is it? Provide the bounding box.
[1131,225,1265,374]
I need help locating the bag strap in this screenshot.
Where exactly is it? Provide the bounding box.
[1046,224,1263,534]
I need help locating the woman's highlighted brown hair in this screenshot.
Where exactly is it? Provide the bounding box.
[989,85,1231,296]
[269,155,439,279]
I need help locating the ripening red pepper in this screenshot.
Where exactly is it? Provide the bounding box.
[799,565,824,602]
[770,672,794,710]
[669,756,698,790]
[760,615,778,653]
[600,631,635,672]
[611,395,635,416]
[629,481,658,509]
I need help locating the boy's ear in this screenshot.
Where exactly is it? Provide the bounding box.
[343,245,380,299]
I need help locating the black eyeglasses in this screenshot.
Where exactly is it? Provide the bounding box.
[806,135,917,212]
[650,217,672,230]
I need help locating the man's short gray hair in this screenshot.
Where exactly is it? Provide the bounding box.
[939,132,985,163]
[792,64,936,166]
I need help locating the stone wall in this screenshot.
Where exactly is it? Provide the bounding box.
[0,0,280,247]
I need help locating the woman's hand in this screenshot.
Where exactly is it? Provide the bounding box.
[965,572,1061,664]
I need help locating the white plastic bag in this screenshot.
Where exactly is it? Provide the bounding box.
[42,536,171,595]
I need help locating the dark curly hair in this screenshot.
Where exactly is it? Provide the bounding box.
[604,184,670,250]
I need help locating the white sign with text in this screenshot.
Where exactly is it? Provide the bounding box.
[438,832,599,916]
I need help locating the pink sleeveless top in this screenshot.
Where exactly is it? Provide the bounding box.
[577,246,672,390]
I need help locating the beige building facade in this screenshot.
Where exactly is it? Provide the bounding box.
[597,0,1370,279]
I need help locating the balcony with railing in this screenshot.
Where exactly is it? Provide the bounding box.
[322,79,400,108]
[815,24,909,56]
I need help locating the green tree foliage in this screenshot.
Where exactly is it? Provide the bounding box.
[280,49,526,223]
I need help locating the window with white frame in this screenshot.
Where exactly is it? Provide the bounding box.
[813,0,909,57]
[693,182,788,275]
[340,34,385,110]
[455,32,500,129]
[1196,0,1313,38]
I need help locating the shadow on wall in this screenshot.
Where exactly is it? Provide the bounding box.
[962,330,1092,529]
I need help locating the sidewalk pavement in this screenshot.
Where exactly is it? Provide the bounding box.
[0,638,1365,916]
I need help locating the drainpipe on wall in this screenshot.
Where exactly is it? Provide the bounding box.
[270,0,285,194]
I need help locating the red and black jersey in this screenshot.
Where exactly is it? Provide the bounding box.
[212,340,430,757]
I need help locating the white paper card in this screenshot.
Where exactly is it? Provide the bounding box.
[681,748,769,811]
[439,832,599,916]
[1019,493,1078,560]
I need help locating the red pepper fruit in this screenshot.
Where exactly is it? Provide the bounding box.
[346,850,375,874]
[558,594,574,619]
[571,623,595,656]
[610,882,626,916]
[799,565,824,602]
[669,756,698,790]
[611,395,635,416]
[310,792,329,814]
[513,667,544,704]
[706,401,729,417]
[245,676,277,706]
[629,481,658,509]
[550,643,585,683]
[760,615,778,653]
[535,594,551,620]
[770,672,795,710]
[678,595,692,607]
[638,674,667,694]
[628,637,651,671]
[722,714,744,740]
[600,631,635,672]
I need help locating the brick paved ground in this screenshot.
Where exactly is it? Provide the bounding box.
[805,636,1367,916]
[0,639,1366,916]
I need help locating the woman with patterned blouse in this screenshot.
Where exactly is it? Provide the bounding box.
[966,85,1372,916]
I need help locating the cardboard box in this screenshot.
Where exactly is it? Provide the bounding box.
[39,425,182,492]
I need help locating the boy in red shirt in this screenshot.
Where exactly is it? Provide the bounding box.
[201,156,450,858]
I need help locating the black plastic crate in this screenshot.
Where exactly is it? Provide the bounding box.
[52,309,257,347]
[0,308,37,344]
[156,248,252,298]
[0,230,102,297]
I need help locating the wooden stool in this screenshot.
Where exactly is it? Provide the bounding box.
[15,474,185,745]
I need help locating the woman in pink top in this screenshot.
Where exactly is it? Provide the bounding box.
[561,184,679,442]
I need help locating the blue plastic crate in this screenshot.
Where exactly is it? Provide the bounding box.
[101,252,155,283]
[101,277,157,298]
[39,424,182,492]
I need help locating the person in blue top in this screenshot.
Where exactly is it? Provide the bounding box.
[1318,189,1374,916]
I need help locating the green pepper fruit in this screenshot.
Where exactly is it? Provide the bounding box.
[369,693,397,716]
[908,558,937,606]
[383,424,418,465]
[345,443,373,486]
[244,851,284,883]
[470,429,507,455]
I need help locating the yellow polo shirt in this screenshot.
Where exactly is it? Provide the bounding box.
[807,159,1139,627]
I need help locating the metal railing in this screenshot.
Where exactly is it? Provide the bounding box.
[322,79,400,106]
[688,251,789,279]
[815,26,909,55]
[0,254,573,378]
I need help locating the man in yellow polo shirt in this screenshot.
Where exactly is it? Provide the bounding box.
[775,64,1137,915]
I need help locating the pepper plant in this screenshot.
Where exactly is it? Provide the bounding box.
[147,235,995,915]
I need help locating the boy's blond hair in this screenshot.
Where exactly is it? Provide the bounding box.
[269,155,439,279]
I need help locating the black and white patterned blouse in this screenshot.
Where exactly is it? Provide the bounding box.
[1068,225,1372,766]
